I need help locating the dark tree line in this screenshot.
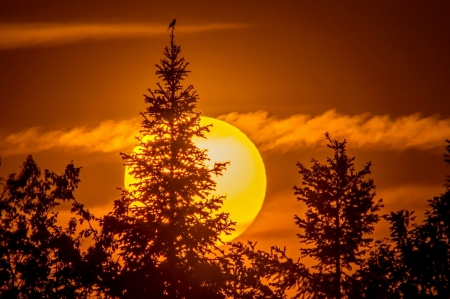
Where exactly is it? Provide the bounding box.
[1,31,449,298]
[228,138,450,299]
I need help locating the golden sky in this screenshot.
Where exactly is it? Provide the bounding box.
[1,0,450,257]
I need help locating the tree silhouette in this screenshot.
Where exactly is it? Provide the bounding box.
[358,140,450,298]
[222,241,310,299]
[293,133,383,299]
[222,133,383,298]
[93,31,234,298]
[445,139,450,188]
[359,199,450,298]
[0,155,97,298]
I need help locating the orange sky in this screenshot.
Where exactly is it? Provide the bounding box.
[1,0,450,259]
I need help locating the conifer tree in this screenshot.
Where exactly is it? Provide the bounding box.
[294,133,383,299]
[96,31,234,299]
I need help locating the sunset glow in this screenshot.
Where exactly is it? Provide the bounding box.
[124,117,267,242]
[1,2,450,297]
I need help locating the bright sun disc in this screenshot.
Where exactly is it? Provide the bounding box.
[124,117,267,242]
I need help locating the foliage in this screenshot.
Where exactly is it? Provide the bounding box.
[0,155,97,298]
[445,139,450,188]
[359,195,450,298]
[223,133,384,299]
[221,241,310,299]
[293,133,383,299]
[92,32,234,299]
[358,141,450,298]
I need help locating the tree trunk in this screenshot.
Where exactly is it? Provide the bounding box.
[335,198,341,299]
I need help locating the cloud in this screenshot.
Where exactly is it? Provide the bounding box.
[0,118,141,157]
[2,110,449,157]
[0,22,248,50]
[218,110,450,152]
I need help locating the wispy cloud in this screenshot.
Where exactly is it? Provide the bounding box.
[0,118,141,156]
[2,110,449,157]
[218,110,450,152]
[0,22,248,50]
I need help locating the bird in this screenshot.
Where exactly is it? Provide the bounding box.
[167,19,176,31]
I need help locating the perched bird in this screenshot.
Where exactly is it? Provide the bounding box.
[167,19,176,31]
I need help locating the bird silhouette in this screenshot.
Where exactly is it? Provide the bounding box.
[167,19,176,31]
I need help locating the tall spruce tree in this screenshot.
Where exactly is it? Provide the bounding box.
[95,31,234,299]
[294,133,383,299]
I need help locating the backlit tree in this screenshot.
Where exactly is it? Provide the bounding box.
[0,156,97,298]
[294,133,383,299]
[94,31,234,299]
[358,140,450,298]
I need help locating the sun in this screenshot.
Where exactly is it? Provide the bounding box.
[124,117,267,242]
[194,117,267,242]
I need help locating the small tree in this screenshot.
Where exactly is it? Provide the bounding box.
[95,31,234,298]
[359,140,450,298]
[0,155,97,298]
[294,133,383,299]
